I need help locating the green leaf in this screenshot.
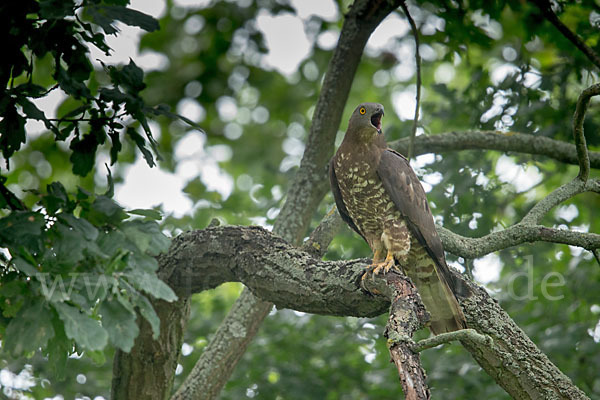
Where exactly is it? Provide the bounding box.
[124,270,177,302]
[56,66,92,99]
[97,230,128,258]
[16,83,48,99]
[119,60,146,93]
[98,5,159,32]
[104,164,115,198]
[86,349,107,365]
[54,302,108,351]
[65,44,93,82]
[70,131,100,177]
[58,214,98,241]
[4,299,55,357]
[132,292,160,340]
[0,211,45,250]
[108,127,122,165]
[128,208,162,220]
[20,97,56,133]
[45,315,70,379]
[147,104,206,132]
[77,274,117,303]
[126,127,155,167]
[0,176,26,210]
[99,87,128,104]
[39,0,75,19]
[0,101,26,161]
[122,220,170,255]
[43,181,72,214]
[85,6,119,35]
[99,298,139,352]
[11,256,38,276]
[49,223,85,265]
[87,195,128,225]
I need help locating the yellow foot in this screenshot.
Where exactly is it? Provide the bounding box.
[361,250,396,282]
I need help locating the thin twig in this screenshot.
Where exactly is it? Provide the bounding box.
[533,0,600,69]
[593,249,600,267]
[412,329,490,352]
[572,83,600,181]
[521,178,587,225]
[400,0,421,160]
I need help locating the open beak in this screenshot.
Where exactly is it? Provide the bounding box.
[371,109,384,134]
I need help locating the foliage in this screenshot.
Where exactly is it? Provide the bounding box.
[0,0,599,399]
[0,180,174,396]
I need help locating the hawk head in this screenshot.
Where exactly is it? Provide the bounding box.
[347,103,385,142]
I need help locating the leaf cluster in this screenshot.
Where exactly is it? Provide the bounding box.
[0,181,175,377]
[0,0,179,206]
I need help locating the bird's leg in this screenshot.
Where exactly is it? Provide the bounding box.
[362,248,396,281]
[372,249,395,275]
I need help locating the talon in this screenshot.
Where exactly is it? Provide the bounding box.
[361,250,396,281]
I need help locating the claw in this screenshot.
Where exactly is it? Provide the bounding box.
[361,250,396,282]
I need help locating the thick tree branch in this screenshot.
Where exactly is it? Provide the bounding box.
[458,277,589,400]
[164,226,388,316]
[159,225,589,400]
[112,297,190,400]
[389,130,600,169]
[384,274,430,400]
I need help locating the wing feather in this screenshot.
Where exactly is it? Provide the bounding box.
[376,149,447,271]
[329,157,366,242]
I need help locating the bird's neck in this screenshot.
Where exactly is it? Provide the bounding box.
[339,130,387,152]
[336,135,385,168]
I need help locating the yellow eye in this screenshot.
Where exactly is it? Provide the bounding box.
[359,107,366,115]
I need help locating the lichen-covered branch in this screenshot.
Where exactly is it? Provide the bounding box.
[458,276,589,400]
[412,329,489,353]
[389,130,600,169]
[164,226,389,317]
[439,223,600,259]
[157,225,589,400]
[384,273,430,399]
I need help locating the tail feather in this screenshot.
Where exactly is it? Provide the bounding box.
[404,259,467,335]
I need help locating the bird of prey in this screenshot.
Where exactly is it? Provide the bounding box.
[329,102,466,334]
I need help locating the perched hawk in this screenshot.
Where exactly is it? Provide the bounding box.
[329,102,466,334]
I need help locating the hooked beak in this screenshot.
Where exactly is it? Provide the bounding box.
[371,108,384,134]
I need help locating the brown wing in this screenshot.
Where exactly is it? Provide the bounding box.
[376,149,452,279]
[329,157,366,242]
